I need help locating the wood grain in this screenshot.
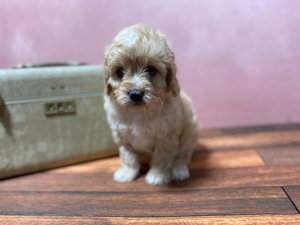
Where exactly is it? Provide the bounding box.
[190,149,265,169]
[1,165,300,192]
[1,215,300,225]
[45,149,265,174]
[1,124,300,224]
[283,186,300,213]
[258,146,300,165]
[0,187,296,217]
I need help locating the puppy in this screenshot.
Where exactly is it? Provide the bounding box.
[103,24,199,185]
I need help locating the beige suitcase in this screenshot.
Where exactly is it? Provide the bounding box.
[0,63,117,179]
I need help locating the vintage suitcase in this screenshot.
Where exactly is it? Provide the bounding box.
[0,63,117,179]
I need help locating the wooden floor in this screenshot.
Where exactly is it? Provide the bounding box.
[1,124,300,224]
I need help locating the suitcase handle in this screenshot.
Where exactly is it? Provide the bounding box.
[13,62,87,69]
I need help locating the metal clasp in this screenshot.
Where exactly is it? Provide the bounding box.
[45,100,76,116]
[0,95,4,122]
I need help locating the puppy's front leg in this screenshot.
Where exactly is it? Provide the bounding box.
[145,138,178,185]
[114,145,140,183]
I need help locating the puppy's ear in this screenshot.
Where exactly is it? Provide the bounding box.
[166,62,180,97]
[103,53,113,96]
[105,83,113,95]
[104,49,113,96]
[104,67,113,96]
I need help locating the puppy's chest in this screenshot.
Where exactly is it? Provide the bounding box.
[116,121,162,151]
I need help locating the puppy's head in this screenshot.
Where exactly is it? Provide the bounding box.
[104,24,180,111]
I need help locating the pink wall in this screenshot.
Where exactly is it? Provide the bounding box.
[1,0,300,129]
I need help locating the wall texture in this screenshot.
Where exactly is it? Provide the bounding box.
[1,0,299,128]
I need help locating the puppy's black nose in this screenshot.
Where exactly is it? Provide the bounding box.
[129,90,144,102]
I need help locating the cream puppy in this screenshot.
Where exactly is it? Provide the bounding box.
[104,24,199,185]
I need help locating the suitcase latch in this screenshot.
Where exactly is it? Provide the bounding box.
[0,95,4,122]
[45,100,76,116]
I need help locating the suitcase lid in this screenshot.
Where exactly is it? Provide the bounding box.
[0,65,104,101]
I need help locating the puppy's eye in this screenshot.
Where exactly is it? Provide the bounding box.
[145,66,157,76]
[116,68,125,78]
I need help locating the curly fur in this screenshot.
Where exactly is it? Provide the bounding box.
[104,24,199,185]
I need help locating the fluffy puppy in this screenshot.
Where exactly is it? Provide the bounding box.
[104,24,199,185]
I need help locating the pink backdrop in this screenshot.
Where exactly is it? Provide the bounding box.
[1,0,300,129]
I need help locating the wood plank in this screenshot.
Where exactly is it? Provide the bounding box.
[1,215,300,225]
[49,149,264,175]
[283,186,300,213]
[199,130,300,150]
[190,149,265,169]
[1,165,300,192]
[50,157,121,174]
[0,124,299,223]
[0,187,296,217]
[258,146,300,165]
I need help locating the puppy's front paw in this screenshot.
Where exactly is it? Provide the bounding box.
[172,164,190,182]
[145,168,171,185]
[114,167,139,183]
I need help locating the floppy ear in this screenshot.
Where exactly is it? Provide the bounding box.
[103,48,113,96]
[166,62,180,97]
[103,66,113,96]
[103,53,113,96]
[105,82,113,96]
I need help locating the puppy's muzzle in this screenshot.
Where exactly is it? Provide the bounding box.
[128,90,144,103]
